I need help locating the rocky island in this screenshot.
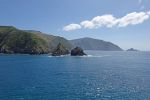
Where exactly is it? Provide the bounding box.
[71,47,87,56]
[127,48,139,51]
[52,43,70,56]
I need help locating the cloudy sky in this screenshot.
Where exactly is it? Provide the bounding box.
[0,0,150,50]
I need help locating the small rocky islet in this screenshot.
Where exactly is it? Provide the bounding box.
[51,43,70,56]
[126,48,139,51]
[51,43,86,56]
[71,47,86,56]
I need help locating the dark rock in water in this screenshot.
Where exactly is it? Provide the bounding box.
[71,47,87,56]
[52,43,70,56]
[127,48,138,51]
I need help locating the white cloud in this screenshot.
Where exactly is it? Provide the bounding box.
[118,12,149,27]
[80,20,95,29]
[91,15,117,28]
[63,24,81,31]
[63,11,150,31]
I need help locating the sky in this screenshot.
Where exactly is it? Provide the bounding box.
[0,0,150,50]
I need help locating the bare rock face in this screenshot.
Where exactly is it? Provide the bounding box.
[71,47,86,56]
[52,43,70,56]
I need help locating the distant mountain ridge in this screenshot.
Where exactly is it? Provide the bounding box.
[70,37,123,51]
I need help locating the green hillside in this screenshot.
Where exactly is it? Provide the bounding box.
[0,26,72,54]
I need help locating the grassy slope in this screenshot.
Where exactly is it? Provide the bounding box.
[27,30,72,51]
[0,26,72,54]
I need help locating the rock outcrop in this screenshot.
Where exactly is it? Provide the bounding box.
[71,47,86,56]
[52,43,70,56]
[127,48,138,51]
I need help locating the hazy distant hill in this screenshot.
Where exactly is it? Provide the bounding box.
[70,37,123,51]
[0,26,72,54]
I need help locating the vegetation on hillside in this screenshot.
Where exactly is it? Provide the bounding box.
[0,26,72,54]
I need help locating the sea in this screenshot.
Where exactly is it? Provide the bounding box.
[0,51,150,100]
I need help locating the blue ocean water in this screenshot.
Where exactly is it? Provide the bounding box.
[0,51,150,100]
